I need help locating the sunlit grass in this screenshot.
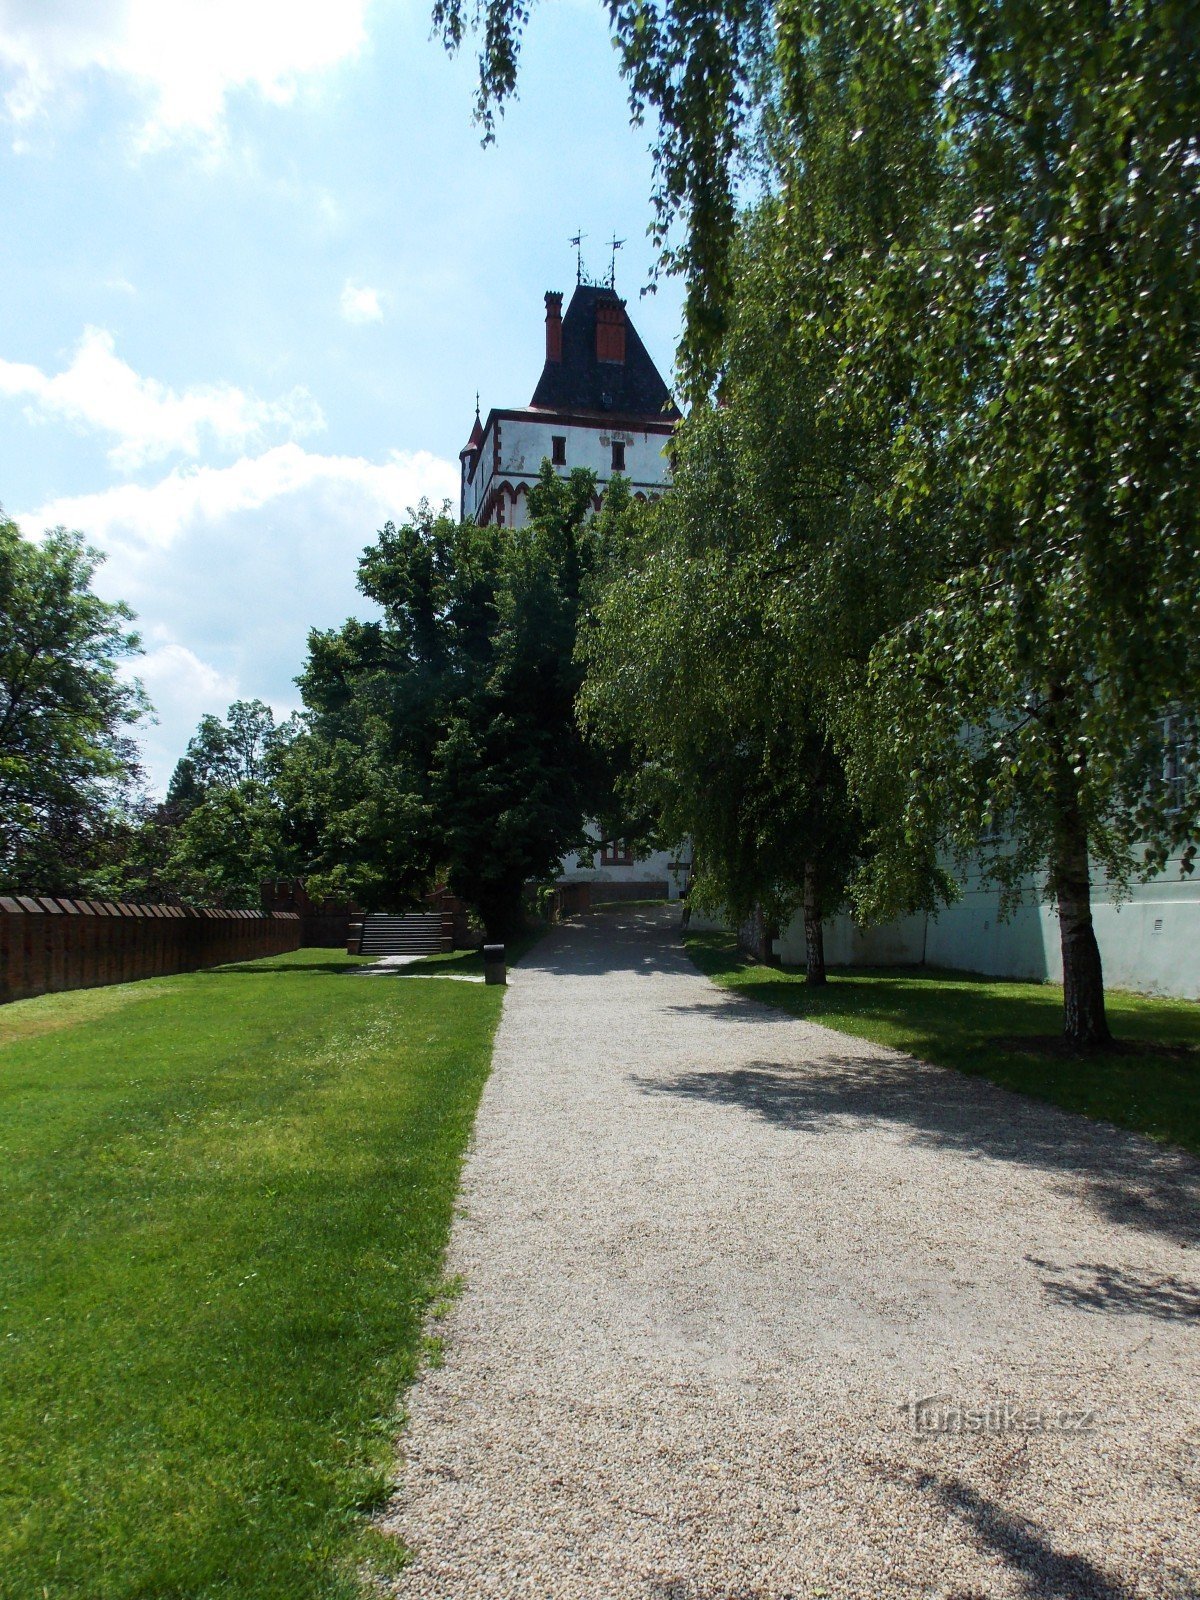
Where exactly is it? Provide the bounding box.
[0,947,502,1598]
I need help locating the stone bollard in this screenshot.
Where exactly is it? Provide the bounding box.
[483,943,507,986]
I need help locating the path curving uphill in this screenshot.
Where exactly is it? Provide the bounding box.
[381,906,1199,1599]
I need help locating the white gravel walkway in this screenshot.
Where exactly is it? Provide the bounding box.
[380,906,1199,1600]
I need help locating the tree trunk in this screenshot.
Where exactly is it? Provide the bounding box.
[1050,767,1111,1050]
[802,859,826,986]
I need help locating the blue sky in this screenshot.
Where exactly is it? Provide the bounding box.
[0,0,684,792]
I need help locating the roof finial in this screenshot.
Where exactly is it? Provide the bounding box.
[608,234,625,289]
[570,229,587,284]
[474,390,480,420]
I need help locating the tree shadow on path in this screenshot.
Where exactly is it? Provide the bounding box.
[633,1054,1200,1252]
[916,1471,1146,1600]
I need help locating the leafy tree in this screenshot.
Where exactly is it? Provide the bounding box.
[164,783,294,909]
[0,515,147,894]
[582,481,861,980]
[166,699,298,818]
[582,17,946,982]
[300,476,611,938]
[442,0,1200,1046]
[843,0,1200,1045]
[156,701,303,907]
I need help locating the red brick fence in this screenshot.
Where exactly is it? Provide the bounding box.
[0,896,301,1004]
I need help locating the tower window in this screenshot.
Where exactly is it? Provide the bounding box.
[551,435,566,466]
[611,440,626,472]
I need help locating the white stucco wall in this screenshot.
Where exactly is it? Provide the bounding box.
[465,410,673,527]
[558,827,688,899]
[776,849,1200,999]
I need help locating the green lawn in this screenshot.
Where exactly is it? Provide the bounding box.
[686,931,1200,1156]
[0,948,504,1600]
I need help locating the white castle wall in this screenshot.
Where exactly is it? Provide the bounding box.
[465,411,672,528]
[776,849,1200,999]
[559,827,688,899]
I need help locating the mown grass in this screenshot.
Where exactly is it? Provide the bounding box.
[686,931,1200,1156]
[0,947,503,1599]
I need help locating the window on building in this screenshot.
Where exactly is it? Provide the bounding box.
[1161,710,1195,814]
[611,440,626,472]
[600,839,634,866]
[551,435,566,466]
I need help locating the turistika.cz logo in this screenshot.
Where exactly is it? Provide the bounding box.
[906,1395,1097,1435]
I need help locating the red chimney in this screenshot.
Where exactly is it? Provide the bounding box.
[596,297,626,364]
[545,292,563,362]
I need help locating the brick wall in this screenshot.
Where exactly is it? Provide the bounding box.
[0,897,302,1004]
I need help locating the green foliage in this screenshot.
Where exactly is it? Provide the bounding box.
[580,68,948,951]
[582,441,861,936]
[837,0,1200,1044]
[0,514,147,894]
[163,781,294,908]
[443,0,1200,1040]
[0,950,503,1598]
[120,700,308,909]
[300,477,615,936]
[166,698,298,817]
[849,0,1200,849]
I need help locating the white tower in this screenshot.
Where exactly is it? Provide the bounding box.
[460,281,679,528]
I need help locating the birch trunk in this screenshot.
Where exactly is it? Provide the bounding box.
[802,860,827,986]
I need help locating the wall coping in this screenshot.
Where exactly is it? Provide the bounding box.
[0,897,299,921]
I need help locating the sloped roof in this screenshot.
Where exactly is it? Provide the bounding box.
[530,283,680,421]
[460,409,484,456]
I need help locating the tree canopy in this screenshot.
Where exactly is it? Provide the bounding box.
[444,0,1200,1043]
[0,515,147,895]
[299,474,621,937]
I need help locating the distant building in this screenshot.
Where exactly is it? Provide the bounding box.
[460,280,680,529]
[557,827,690,904]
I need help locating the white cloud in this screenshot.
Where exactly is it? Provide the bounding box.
[121,636,247,791]
[340,279,384,325]
[16,441,460,792]
[22,440,457,551]
[0,327,324,470]
[138,637,237,707]
[0,0,368,142]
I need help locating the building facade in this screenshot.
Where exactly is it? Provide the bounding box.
[460,281,680,529]
[557,828,690,902]
[770,849,1200,1000]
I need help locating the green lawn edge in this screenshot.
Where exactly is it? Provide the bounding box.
[0,946,508,1599]
[685,929,1200,1157]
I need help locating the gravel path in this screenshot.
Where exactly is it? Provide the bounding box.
[380,907,1199,1600]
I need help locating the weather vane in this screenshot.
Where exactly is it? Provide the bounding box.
[570,229,588,284]
[608,234,625,289]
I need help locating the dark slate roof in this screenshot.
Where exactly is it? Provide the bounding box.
[529,283,680,421]
[460,409,483,456]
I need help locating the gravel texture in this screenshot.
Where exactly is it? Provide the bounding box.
[380,906,1200,1600]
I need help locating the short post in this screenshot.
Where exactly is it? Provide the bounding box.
[483,943,506,986]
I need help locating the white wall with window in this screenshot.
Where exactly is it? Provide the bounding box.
[463,409,674,529]
[558,825,689,898]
